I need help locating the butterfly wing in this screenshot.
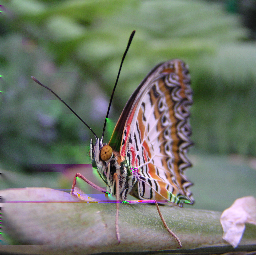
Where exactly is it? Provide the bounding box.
[109,60,193,204]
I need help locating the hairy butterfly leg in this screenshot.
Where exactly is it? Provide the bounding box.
[113,172,121,244]
[155,201,182,248]
[71,173,107,196]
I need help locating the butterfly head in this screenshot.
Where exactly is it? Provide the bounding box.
[90,138,135,199]
[90,138,110,182]
[90,138,117,192]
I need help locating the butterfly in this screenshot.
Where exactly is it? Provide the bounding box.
[32,30,194,248]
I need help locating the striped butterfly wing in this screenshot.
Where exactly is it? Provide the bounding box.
[109,59,193,205]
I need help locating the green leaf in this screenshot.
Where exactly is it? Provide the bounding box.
[1,188,256,254]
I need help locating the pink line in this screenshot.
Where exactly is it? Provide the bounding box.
[3,200,170,204]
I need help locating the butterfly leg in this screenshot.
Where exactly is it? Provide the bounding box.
[155,201,182,248]
[113,172,121,244]
[70,173,107,195]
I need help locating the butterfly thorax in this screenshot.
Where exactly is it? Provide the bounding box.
[90,138,137,200]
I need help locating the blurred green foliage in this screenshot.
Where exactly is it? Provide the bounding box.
[0,0,255,176]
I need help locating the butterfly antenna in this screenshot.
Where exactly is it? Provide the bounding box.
[101,30,136,139]
[31,76,97,139]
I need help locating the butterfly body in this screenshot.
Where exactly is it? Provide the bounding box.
[90,59,193,206]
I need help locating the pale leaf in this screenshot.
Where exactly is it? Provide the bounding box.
[220,196,256,248]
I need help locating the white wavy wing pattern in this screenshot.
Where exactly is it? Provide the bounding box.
[120,60,193,205]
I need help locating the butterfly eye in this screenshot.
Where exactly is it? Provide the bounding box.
[100,145,113,161]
